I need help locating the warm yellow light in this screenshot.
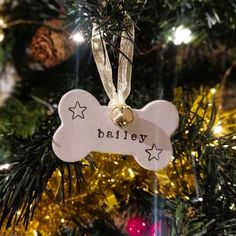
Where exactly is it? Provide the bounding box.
[185,196,190,200]
[191,151,197,156]
[213,125,223,135]
[210,88,216,94]
[230,203,235,210]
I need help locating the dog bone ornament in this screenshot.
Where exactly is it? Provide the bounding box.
[52,89,179,171]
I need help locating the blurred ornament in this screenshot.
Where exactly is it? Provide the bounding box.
[222,84,236,110]
[30,19,75,67]
[126,217,148,236]
[217,61,236,133]
[0,28,4,42]
[0,63,18,107]
[0,17,6,42]
[0,18,7,28]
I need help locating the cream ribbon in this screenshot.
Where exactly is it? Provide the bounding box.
[91,19,135,106]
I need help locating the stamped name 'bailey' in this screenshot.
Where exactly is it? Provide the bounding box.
[97,128,147,143]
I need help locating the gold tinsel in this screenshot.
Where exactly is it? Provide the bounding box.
[2,88,235,235]
[3,152,194,235]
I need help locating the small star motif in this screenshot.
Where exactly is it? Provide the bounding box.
[145,144,163,161]
[68,101,87,119]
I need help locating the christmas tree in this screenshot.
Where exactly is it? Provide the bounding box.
[0,0,236,235]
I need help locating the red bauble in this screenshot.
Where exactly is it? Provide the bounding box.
[126,217,148,236]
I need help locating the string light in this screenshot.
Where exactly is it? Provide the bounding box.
[210,88,216,94]
[33,230,38,236]
[168,25,193,45]
[191,151,197,156]
[71,31,85,44]
[198,197,203,202]
[213,124,223,135]
[230,203,235,210]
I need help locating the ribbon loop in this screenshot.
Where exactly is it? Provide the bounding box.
[91,18,135,107]
[91,25,116,103]
[117,18,135,105]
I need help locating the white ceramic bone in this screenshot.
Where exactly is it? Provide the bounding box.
[52,89,179,171]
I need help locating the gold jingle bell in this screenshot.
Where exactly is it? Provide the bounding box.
[110,105,134,128]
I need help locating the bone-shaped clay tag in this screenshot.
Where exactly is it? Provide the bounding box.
[52,89,179,171]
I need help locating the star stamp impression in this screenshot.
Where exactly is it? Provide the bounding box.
[145,144,163,161]
[69,101,87,119]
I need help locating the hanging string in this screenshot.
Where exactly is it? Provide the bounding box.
[91,17,135,107]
